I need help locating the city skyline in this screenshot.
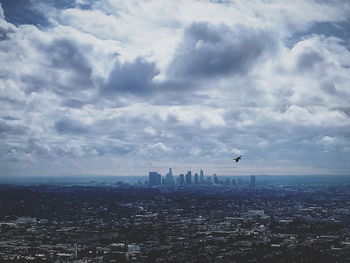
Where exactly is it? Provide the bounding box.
[0,0,350,177]
[148,168,257,188]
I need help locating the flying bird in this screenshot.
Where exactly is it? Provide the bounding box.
[233,156,242,163]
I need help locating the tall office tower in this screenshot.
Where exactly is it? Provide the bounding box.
[224,178,231,185]
[199,169,204,184]
[237,178,243,186]
[149,172,161,187]
[194,173,199,184]
[213,174,218,184]
[157,173,161,185]
[185,171,192,185]
[179,174,185,186]
[232,179,236,185]
[166,168,173,185]
[207,176,212,184]
[250,175,256,188]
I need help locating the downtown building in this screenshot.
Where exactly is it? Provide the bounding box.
[149,172,161,187]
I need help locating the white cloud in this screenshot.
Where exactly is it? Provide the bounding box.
[144,126,157,136]
[148,142,171,152]
[231,148,245,155]
[320,136,336,144]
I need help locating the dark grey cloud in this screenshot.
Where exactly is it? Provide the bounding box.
[0,120,26,135]
[21,75,48,94]
[104,57,159,96]
[93,142,134,156]
[48,39,92,79]
[20,37,94,100]
[337,107,350,117]
[320,82,337,94]
[61,99,90,108]
[152,88,211,105]
[296,49,324,73]
[168,22,277,79]
[2,116,19,121]
[100,22,277,104]
[54,117,88,135]
[25,138,51,156]
[46,38,93,91]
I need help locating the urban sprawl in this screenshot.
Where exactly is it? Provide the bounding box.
[0,172,349,262]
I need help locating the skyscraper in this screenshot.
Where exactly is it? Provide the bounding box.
[213,174,218,184]
[207,176,212,184]
[166,168,173,185]
[179,174,184,186]
[250,175,256,189]
[194,173,199,184]
[199,169,204,184]
[149,172,161,187]
[185,171,192,185]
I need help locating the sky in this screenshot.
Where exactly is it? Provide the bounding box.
[0,0,350,177]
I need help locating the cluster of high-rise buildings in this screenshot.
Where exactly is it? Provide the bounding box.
[148,169,256,188]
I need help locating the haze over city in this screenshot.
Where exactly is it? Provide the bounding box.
[1,0,350,177]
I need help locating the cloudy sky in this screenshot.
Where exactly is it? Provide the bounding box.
[0,0,350,177]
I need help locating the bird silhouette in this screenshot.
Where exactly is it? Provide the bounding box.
[233,156,242,163]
